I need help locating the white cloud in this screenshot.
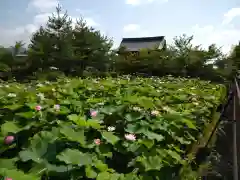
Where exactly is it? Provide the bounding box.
[0,27,32,47]
[27,0,59,13]
[186,8,240,54]
[0,12,99,47]
[84,18,99,27]
[122,24,151,38]
[34,13,51,24]
[0,2,55,46]
[222,8,240,25]
[0,0,100,48]
[188,24,240,54]
[121,7,240,54]
[32,13,99,28]
[125,0,141,6]
[75,9,92,15]
[24,24,38,34]
[125,0,168,6]
[123,24,140,32]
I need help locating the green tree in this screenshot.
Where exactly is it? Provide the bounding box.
[27,4,113,78]
[27,26,50,73]
[0,41,27,80]
[225,42,240,77]
[0,47,11,73]
[71,18,113,76]
[115,34,226,82]
[28,4,73,75]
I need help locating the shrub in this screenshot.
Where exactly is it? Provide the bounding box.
[0,76,225,179]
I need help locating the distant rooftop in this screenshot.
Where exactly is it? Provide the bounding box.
[119,36,165,52]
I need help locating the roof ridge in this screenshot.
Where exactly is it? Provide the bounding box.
[122,36,164,42]
[119,36,165,51]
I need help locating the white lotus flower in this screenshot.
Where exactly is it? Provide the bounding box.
[49,66,58,70]
[151,110,160,116]
[133,106,141,112]
[36,83,43,87]
[125,134,136,141]
[7,93,16,97]
[107,126,116,132]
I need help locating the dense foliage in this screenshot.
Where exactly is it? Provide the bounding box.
[0,5,239,82]
[0,76,226,179]
[0,4,235,180]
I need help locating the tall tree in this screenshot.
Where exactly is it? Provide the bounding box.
[0,47,11,73]
[71,18,113,76]
[0,41,26,76]
[28,4,113,77]
[28,4,73,74]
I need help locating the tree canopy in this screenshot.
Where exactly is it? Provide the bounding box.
[0,5,239,83]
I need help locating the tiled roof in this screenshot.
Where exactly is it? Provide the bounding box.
[119,36,165,51]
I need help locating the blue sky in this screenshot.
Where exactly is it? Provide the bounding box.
[0,0,240,53]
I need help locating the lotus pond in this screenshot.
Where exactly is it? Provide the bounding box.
[0,76,226,180]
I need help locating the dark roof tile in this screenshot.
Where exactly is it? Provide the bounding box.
[119,36,165,51]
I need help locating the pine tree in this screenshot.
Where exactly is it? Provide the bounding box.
[28,26,51,72]
[28,4,113,77]
[72,18,113,76]
[28,4,73,74]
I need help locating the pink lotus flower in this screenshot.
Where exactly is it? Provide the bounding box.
[35,105,42,111]
[94,138,101,145]
[125,134,136,141]
[90,110,98,117]
[4,136,14,145]
[5,178,12,180]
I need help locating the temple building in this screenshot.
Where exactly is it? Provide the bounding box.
[118,36,166,54]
